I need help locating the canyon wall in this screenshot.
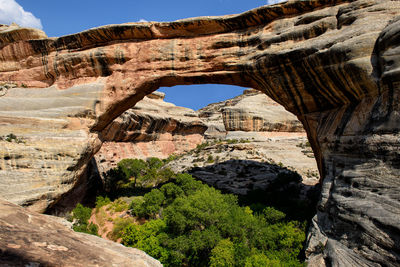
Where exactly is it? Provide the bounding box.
[95,91,206,175]
[1,0,400,265]
[199,88,304,138]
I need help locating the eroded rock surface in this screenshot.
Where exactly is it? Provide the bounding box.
[95,91,206,174]
[1,1,400,265]
[199,89,304,138]
[0,198,162,267]
[170,89,319,192]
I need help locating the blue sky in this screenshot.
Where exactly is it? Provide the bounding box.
[1,0,284,110]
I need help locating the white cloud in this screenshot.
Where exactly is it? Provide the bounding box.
[267,0,286,5]
[138,19,148,23]
[0,0,42,29]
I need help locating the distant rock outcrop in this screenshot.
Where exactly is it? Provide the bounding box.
[0,198,162,267]
[1,1,400,265]
[95,91,207,175]
[199,89,304,138]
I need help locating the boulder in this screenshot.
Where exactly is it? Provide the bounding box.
[0,198,161,267]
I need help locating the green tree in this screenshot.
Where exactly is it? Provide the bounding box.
[210,239,235,267]
[164,186,231,234]
[141,189,165,218]
[117,158,147,189]
[147,157,163,170]
[122,220,170,263]
[160,183,184,205]
[244,252,275,267]
[263,207,286,224]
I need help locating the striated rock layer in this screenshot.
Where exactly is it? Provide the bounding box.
[199,88,304,138]
[96,91,207,174]
[1,0,400,265]
[0,198,162,267]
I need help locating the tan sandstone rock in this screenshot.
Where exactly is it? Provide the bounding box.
[0,198,162,267]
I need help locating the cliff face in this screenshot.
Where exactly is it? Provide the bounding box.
[1,0,400,265]
[199,89,304,137]
[96,91,207,175]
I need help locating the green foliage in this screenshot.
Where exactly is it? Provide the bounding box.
[3,133,25,143]
[210,239,235,267]
[207,155,214,163]
[129,196,145,217]
[147,157,163,170]
[103,157,177,198]
[163,186,233,235]
[110,217,134,241]
[263,207,286,224]
[71,203,97,236]
[142,189,165,218]
[122,220,170,263]
[72,203,92,224]
[95,196,111,209]
[244,252,276,267]
[90,156,310,267]
[175,173,204,196]
[117,158,147,189]
[160,183,184,205]
[121,174,306,266]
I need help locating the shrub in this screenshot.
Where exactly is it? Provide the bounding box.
[95,196,111,210]
[110,217,135,241]
[71,203,97,235]
[263,207,286,224]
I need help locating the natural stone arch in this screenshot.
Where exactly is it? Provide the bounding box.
[1,0,400,266]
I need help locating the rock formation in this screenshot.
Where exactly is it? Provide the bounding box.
[173,89,319,191]
[95,91,206,175]
[1,0,400,265]
[0,198,162,267]
[199,88,304,138]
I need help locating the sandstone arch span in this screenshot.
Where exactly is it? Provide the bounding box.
[0,0,399,265]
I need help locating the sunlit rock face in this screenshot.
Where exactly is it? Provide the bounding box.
[95,91,207,175]
[0,198,162,267]
[1,0,400,265]
[199,88,304,138]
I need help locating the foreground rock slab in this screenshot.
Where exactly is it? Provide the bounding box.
[0,198,162,267]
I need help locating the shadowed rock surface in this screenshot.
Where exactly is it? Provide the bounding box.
[0,198,162,267]
[1,0,400,265]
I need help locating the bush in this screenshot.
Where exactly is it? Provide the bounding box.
[110,217,135,241]
[263,207,286,224]
[71,203,97,235]
[95,196,111,210]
